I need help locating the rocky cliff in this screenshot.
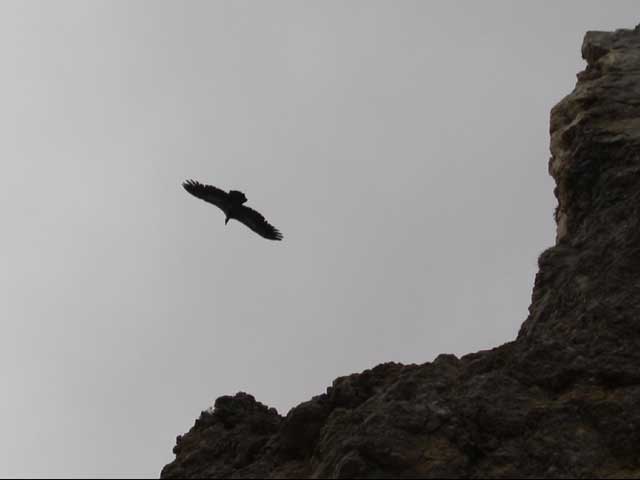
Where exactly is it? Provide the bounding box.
[161,25,640,478]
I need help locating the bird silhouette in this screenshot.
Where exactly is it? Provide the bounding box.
[183,180,283,241]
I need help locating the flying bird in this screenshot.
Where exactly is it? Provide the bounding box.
[183,180,283,241]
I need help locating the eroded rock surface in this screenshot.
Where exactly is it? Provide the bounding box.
[162,25,640,479]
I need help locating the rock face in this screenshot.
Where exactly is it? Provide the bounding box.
[161,25,640,479]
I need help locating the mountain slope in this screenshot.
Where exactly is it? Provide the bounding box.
[162,25,640,479]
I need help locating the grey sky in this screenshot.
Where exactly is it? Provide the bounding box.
[1,1,637,477]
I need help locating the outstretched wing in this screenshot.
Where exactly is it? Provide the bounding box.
[235,204,283,241]
[183,180,231,214]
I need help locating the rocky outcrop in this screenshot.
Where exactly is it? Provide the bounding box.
[161,25,640,478]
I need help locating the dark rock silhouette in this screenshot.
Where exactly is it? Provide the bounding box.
[183,180,283,241]
[163,25,640,478]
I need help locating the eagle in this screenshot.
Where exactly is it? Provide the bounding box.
[183,180,283,241]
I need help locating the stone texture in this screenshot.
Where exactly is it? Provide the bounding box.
[161,25,640,479]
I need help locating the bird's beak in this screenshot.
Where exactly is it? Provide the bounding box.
[225,217,229,225]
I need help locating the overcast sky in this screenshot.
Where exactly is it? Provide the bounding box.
[1,1,638,478]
